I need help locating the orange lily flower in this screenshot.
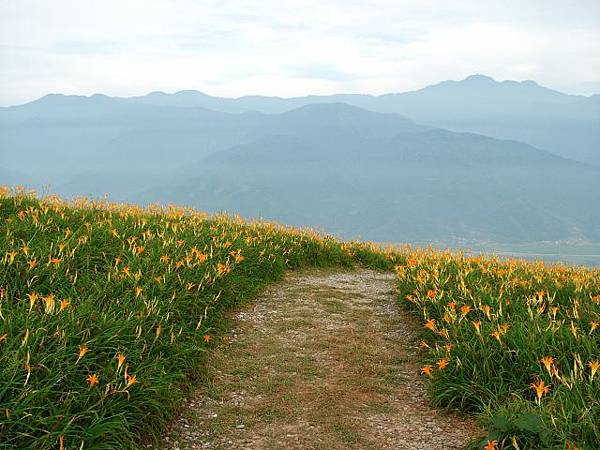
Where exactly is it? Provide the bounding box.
[484,440,498,450]
[27,292,39,312]
[588,361,600,380]
[530,379,550,402]
[491,331,502,343]
[540,356,555,376]
[59,299,70,312]
[126,374,138,387]
[116,353,126,371]
[76,344,89,363]
[420,365,433,376]
[87,373,99,387]
[49,257,62,267]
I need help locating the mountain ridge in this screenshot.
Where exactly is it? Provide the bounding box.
[1,88,599,246]
[5,74,597,165]
[8,74,595,108]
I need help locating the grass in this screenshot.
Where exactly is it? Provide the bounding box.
[0,189,397,449]
[3,187,599,449]
[396,248,600,449]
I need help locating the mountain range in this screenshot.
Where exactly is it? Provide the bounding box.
[0,75,599,247]
[121,74,600,166]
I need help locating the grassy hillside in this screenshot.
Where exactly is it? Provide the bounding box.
[0,189,395,449]
[397,249,600,448]
[2,188,599,449]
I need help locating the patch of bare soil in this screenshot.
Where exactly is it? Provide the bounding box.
[159,269,478,449]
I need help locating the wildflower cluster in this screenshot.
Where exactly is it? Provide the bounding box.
[0,189,366,449]
[397,248,600,448]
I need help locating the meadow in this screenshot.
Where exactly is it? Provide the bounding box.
[397,249,600,449]
[1,188,599,449]
[0,189,396,449]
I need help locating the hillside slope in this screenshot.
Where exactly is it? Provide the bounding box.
[0,191,386,449]
[138,119,600,245]
[2,192,599,449]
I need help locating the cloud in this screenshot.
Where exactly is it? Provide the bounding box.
[0,0,599,105]
[285,64,361,82]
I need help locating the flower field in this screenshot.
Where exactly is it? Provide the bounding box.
[0,190,398,449]
[397,249,600,449]
[2,188,599,449]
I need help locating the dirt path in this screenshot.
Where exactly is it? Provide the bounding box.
[160,269,477,449]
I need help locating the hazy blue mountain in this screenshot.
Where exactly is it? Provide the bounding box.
[1,96,598,246]
[4,75,597,166]
[116,75,600,165]
[135,107,600,245]
[373,75,600,165]
[0,95,253,177]
[0,99,421,175]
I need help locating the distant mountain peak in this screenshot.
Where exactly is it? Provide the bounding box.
[444,74,544,90]
[173,90,211,97]
[520,79,540,87]
[463,74,496,83]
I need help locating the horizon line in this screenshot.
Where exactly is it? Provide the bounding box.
[3,73,599,108]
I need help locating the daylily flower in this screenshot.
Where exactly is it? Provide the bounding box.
[59,299,70,312]
[588,361,600,380]
[484,440,498,450]
[126,374,138,388]
[76,344,89,363]
[530,379,550,403]
[420,365,433,376]
[540,356,555,376]
[116,353,126,371]
[27,292,39,312]
[87,373,99,387]
[424,319,436,331]
[49,257,62,267]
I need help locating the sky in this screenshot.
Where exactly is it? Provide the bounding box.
[1,0,599,106]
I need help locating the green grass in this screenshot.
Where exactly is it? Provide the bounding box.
[5,189,598,449]
[0,192,397,449]
[396,249,600,449]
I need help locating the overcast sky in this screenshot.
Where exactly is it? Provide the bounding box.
[1,0,599,105]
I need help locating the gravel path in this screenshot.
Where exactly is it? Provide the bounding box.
[159,268,478,449]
